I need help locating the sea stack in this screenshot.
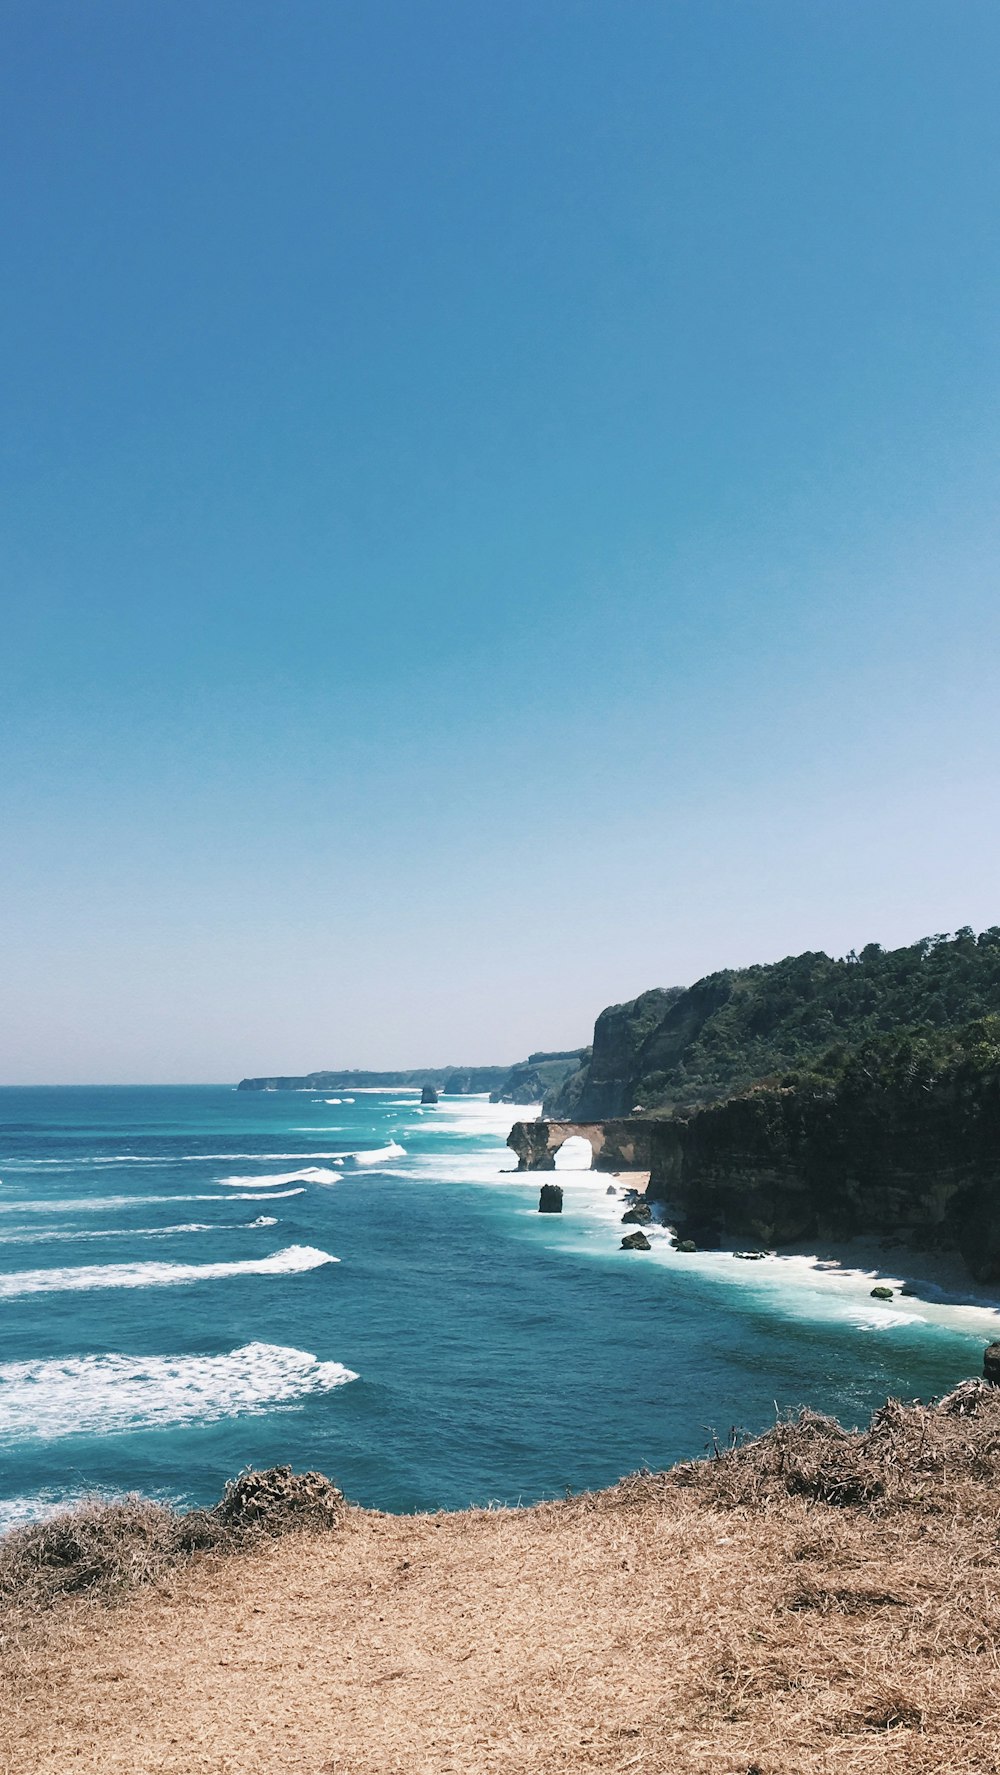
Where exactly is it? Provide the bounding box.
[421,1085,439,1104]
[538,1183,563,1214]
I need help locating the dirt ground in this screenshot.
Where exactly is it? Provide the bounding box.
[3,1438,1000,1775]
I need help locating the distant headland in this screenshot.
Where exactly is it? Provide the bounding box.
[236,1050,586,1105]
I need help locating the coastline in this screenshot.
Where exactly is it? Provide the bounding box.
[548,1165,1000,1342]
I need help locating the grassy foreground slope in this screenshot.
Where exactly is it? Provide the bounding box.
[4,1385,1000,1775]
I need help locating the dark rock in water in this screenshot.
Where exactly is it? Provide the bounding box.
[676,1239,697,1253]
[538,1183,564,1215]
[870,1285,895,1300]
[621,1230,651,1251]
[899,1282,919,1297]
[606,1184,617,1196]
[420,1085,439,1104]
[983,1342,1000,1385]
[734,1250,768,1261]
[622,1188,640,1204]
[621,1202,652,1225]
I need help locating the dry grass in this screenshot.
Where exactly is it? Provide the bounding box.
[0,1466,341,1611]
[2,1392,1000,1773]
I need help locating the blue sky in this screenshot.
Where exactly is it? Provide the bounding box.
[3,1,999,1082]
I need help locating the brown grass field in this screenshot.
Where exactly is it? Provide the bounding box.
[2,1385,1000,1774]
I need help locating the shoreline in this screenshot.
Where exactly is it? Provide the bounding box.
[574,1169,1000,1337]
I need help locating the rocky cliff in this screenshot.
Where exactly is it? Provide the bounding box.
[488,1050,588,1106]
[544,928,1000,1118]
[515,1019,1000,1281]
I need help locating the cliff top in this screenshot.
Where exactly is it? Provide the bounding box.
[5,1382,1000,1773]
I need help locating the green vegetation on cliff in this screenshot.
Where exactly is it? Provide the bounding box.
[546,928,1000,1117]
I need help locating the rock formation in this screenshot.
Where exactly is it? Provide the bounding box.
[538,1183,563,1214]
[512,1015,1000,1280]
[507,1118,654,1173]
[621,1203,652,1225]
[621,1231,651,1251]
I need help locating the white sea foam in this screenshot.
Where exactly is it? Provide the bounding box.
[2,1151,375,1168]
[217,1166,341,1187]
[0,1245,337,1299]
[324,1098,343,1104]
[343,1140,405,1165]
[0,1222,217,1245]
[0,1491,91,1533]
[0,1189,306,1215]
[0,1217,281,1246]
[0,1342,357,1443]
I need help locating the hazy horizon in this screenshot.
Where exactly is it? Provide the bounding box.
[4,2,999,1084]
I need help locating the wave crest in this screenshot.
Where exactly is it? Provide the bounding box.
[0,1245,337,1299]
[0,1341,357,1443]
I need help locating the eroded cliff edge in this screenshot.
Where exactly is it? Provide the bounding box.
[510,1019,1000,1281]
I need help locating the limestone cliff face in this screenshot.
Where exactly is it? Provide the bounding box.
[507,1118,656,1173]
[543,993,684,1118]
[512,1051,1000,1280]
[489,1051,587,1106]
[648,1070,1000,1279]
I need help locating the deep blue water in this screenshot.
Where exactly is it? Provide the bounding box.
[0,1085,993,1527]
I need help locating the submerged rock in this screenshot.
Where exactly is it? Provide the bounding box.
[621,1202,652,1225]
[734,1250,768,1261]
[621,1231,651,1251]
[870,1285,895,1301]
[983,1342,1000,1385]
[538,1183,564,1215]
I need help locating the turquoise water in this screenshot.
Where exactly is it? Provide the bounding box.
[0,1085,994,1528]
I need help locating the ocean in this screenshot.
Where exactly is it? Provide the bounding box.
[0,1084,996,1530]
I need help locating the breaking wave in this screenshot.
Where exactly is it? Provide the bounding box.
[0,1341,357,1443]
[0,1189,306,1215]
[0,1217,281,1246]
[217,1166,341,1188]
[0,1245,337,1299]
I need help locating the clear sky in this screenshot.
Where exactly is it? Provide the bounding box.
[3,1,999,1083]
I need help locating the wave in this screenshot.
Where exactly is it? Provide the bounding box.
[0,1188,306,1215]
[0,1216,281,1246]
[0,1222,216,1245]
[0,1341,357,1444]
[217,1166,341,1188]
[2,1151,373,1167]
[339,1140,406,1166]
[0,1245,337,1299]
[217,1145,405,1183]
